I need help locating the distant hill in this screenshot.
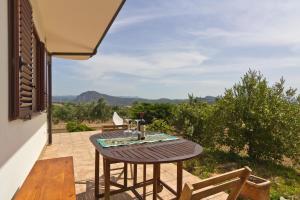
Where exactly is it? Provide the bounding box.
[53,91,216,106]
[52,95,76,103]
[74,91,186,105]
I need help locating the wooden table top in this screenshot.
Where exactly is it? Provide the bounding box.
[90,131,203,164]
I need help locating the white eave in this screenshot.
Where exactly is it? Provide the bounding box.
[30,0,125,60]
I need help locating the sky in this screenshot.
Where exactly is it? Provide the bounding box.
[53,0,300,99]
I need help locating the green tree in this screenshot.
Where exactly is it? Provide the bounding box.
[52,103,75,122]
[215,70,300,162]
[73,103,90,122]
[129,102,174,123]
[147,119,175,134]
[111,105,130,118]
[91,98,111,121]
[172,95,217,147]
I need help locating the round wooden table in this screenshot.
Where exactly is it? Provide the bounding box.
[90,131,203,200]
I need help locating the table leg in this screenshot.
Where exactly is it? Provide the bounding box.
[143,164,146,199]
[104,158,111,200]
[95,149,99,199]
[157,164,160,181]
[177,161,183,198]
[124,163,128,188]
[133,164,137,186]
[153,164,160,200]
[157,164,163,193]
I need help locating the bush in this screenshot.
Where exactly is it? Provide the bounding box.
[215,70,300,162]
[52,98,112,123]
[146,119,174,134]
[90,98,111,121]
[52,103,75,122]
[112,106,130,118]
[129,102,174,124]
[172,95,218,148]
[66,121,95,132]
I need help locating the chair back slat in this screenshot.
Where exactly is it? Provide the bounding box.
[192,167,249,190]
[180,167,251,200]
[226,167,251,200]
[192,178,242,199]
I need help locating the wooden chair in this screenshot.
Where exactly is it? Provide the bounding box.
[101,112,128,131]
[179,167,252,200]
[113,112,124,125]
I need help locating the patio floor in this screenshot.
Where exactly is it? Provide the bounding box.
[40,131,227,200]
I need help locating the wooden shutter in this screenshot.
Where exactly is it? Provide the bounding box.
[19,0,34,119]
[36,39,48,111]
[9,0,35,120]
[8,0,19,120]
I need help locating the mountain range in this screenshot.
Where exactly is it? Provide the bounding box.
[53,91,216,106]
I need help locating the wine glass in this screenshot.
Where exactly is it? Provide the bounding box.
[124,118,132,134]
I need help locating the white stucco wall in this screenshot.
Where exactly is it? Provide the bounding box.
[0,0,48,199]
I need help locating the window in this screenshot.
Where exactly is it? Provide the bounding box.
[8,0,48,120]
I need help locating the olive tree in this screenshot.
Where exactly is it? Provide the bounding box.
[91,98,111,121]
[215,70,300,162]
[172,95,218,147]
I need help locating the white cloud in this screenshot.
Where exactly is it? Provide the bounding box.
[74,51,208,80]
[110,14,164,33]
[187,0,300,47]
[54,0,300,98]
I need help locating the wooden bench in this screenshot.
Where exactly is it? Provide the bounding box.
[14,157,76,200]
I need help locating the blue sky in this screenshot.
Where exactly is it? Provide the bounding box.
[53,0,300,99]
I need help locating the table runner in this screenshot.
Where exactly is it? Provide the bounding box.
[97,133,178,148]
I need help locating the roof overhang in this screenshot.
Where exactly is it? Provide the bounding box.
[29,0,125,60]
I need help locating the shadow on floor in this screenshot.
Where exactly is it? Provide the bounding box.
[76,174,136,200]
[75,166,169,200]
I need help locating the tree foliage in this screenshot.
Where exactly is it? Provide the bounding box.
[90,98,111,121]
[66,121,95,132]
[52,103,76,122]
[52,70,300,163]
[147,119,175,134]
[172,94,218,147]
[129,102,174,124]
[53,98,111,122]
[215,70,300,162]
[170,70,300,163]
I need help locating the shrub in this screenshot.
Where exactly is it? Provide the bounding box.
[52,103,75,122]
[90,98,111,122]
[215,70,300,162]
[66,121,95,132]
[146,119,174,134]
[112,106,130,118]
[129,102,174,124]
[52,98,112,123]
[172,95,218,148]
